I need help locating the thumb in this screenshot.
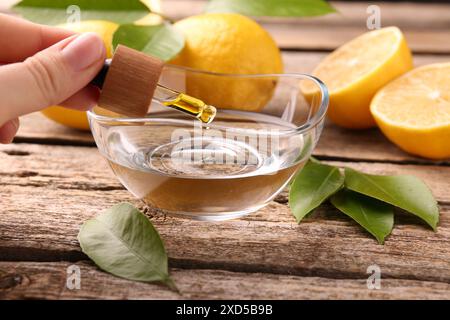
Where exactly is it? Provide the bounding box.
[0,32,105,125]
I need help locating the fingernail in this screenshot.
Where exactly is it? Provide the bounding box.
[61,33,105,71]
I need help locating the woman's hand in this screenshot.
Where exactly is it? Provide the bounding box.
[0,14,106,143]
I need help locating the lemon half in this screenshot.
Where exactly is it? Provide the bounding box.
[302,27,413,129]
[371,63,450,159]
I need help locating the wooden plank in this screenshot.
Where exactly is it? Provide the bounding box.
[2,1,450,53]
[264,24,450,53]
[14,52,450,165]
[1,143,449,202]
[282,51,450,74]
[318,125,445,165]
[0,143,449,283]
[15,113,93,146]
[1,183,449,283]
[161,1,450,31]
[1,261,449,299]
[159,0,450,53]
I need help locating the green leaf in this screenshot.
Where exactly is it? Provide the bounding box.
[289,160,344,223]
[13,0,150,25]
[205,0,336,17]
[331,189,394,244]
[113,23,185,61]
[344,168,439,231]
[78,202,176,290]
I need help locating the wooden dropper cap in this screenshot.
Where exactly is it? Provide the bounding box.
[91,45,165,117]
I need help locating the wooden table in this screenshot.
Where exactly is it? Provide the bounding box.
[1,1,449,299]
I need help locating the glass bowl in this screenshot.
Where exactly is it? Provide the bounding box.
[88,65,328,221]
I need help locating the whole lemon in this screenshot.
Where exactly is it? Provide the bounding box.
[170,13,283,111]
[41,20,118,130]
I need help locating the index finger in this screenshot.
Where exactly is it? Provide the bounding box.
[0,13,74,63]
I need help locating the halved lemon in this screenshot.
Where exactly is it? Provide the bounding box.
[371,63,450,159]
[301,27,413,129]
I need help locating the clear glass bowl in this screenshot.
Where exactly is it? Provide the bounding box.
[88,65,329,221]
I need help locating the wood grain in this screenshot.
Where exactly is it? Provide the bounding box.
[1,143,449,202]
[161,1,450,31]
[1,261,449,300]
[16,112,93,145]
[160,0,450,53]
[0,183,449,283]
[0,143,449,284]
[98,45,164,117]
[283,51,450,74]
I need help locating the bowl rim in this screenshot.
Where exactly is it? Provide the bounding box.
[87,65,329,135]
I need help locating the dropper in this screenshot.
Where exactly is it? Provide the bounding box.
[90,45,217,124]
[154,85,217,124]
